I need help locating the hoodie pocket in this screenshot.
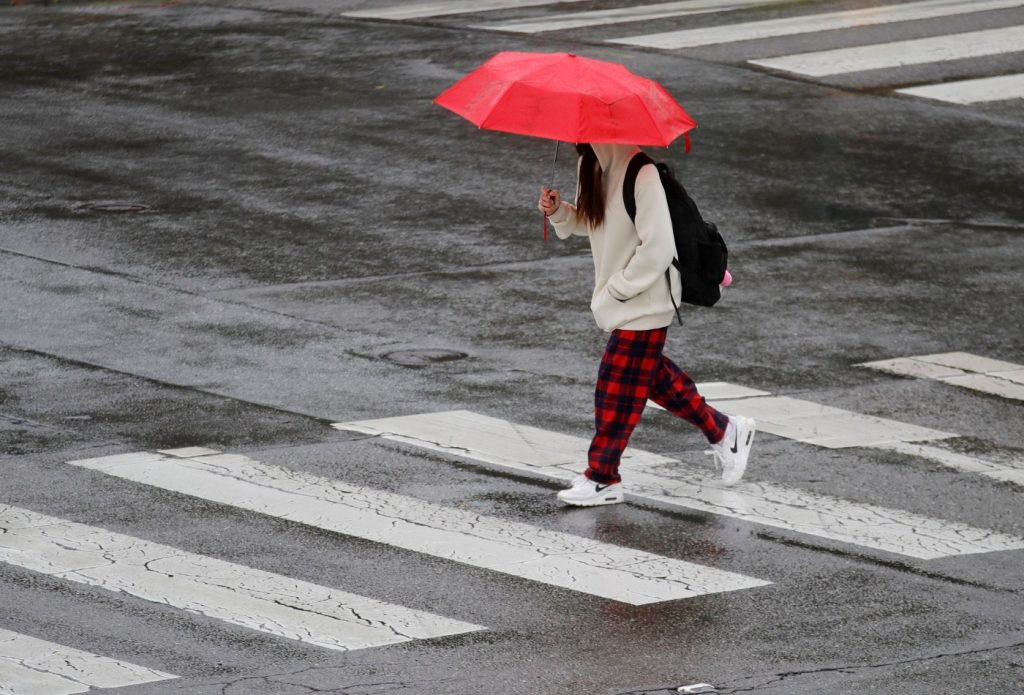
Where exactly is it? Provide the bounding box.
[590,286,616,314]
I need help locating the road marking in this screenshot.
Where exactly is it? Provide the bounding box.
[655,383,956,448]
[749,26,1024,77]
[859,352,1024,402]
[870,441,1024,487]
[474,0,787,34]
[0,628,176,695]
[609,0,1024,49]
[342,0,588,21]
[681,383,1019,485]
[158,446,219,457]
[708,395,955,449]
[647,382,771,412]
[897,72,1024,103]
[0,504,483,652]
[68,451,770,605]
[333,411,1024,559]
[656,384,1019,485]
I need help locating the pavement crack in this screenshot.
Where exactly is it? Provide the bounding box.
[3,651,93,688]
[722,640,1024,692]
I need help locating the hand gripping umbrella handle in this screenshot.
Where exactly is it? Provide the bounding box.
[542,141,560,242]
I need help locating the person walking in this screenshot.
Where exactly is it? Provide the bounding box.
[539,142,755,507]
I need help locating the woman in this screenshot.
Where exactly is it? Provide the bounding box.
[539,142,755,507]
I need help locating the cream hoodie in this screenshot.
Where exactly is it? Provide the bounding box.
[548,143,680,332]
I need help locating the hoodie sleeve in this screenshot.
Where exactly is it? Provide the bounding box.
[605,163,675,301]
[548,201,589,238]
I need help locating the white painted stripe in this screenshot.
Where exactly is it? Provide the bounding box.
[871,441,1024,486]
[898,72,1024,103]
[750,26,1024,77]
[940,373,1024,401]
[648,382,771,411]
[673,391,1023,483]
[707,395,956,448]
[694,368,1024,483]
[609,0,1024,49]
[601,462,1024,558]
[158,446,220,458]
[857,356,967,380]
[995,370,1024,386]
[914,351,1023,374]
[333,411,1024,559]
[0,505,482,652]
[695,381,773,400]
[0,628,175,695]
[68,451,769,605]
[475,0,785,34]
[342,0,587,21]
[339,409,678,470]
[859,352,1024,401]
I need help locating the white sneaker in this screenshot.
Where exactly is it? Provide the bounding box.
[708,416,756,486]
[556,474,624,507]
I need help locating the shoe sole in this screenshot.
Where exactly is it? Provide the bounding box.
[556,492,624,507]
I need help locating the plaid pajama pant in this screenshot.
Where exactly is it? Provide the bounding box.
[587,327,729,485]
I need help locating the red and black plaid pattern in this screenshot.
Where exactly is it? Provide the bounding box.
[587,327,729,485]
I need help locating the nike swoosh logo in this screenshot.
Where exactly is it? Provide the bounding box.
[595,483,610,492]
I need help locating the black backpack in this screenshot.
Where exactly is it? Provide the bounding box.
[623,152,728,325]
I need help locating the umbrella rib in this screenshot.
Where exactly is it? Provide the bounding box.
[592,69,647,104]
[633,94,674,147]
[479,80,573,141]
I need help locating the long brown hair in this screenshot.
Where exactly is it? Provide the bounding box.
[575,143,604,229]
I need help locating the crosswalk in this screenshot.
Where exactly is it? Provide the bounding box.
[3,6,1020,691]
[345,0,1024,106]
[3,353,1022,691]
[649,381,1024,485]
[333,408,1024,559]
[749,25,1024,77]
[341,0,591,20]
[606,0,1024,48]
[67,449,770,604]
[858,351,1024,402]
[471,0,792,34]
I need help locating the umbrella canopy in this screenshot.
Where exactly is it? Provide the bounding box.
[434,51,696,148]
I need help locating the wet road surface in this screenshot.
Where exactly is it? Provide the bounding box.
[1,1,1022,693]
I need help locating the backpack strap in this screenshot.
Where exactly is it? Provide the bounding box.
[622,152,683,327]
[622,152,654,224]
[665,267,683,327]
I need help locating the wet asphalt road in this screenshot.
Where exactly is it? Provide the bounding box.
[1,1,1023,694]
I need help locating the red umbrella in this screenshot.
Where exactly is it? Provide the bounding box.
[434,51,696,148]
[435,51,697,238]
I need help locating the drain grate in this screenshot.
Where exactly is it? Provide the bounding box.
[74,201,150,213]
[382,349,468,368]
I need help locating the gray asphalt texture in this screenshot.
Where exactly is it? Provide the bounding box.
[1,1,1023,694]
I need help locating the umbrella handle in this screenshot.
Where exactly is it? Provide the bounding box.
[543,140,560,242]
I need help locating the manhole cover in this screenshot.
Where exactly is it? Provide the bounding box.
[382,349,468,368]
[74,202,150,213]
